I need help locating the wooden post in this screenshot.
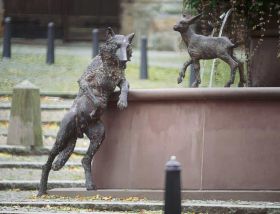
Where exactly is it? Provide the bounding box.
[7,80,43,148]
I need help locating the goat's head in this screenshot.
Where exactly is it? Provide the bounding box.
[173,14,202,32]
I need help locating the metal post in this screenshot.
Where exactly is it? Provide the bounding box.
[189,64,196,87]
[46,22,55,64]
[92,28,99,58]
[3,17,11,59]
[164,156,181,214]
[140,36,148,79]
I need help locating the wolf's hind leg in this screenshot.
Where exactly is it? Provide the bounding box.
[37,142,61,196]
[38,110,77,196]
[52,137,77,171]
[82,120,105,190]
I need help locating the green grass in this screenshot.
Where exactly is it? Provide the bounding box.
[0,45,246,92]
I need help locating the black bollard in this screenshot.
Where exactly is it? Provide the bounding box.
[46,22,55,64]
[164,156,181,214]
[189,64,196,87]
[2,17,12,59]
[140,36,148,79]
[92,28,99,58]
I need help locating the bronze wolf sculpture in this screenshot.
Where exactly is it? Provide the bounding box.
[38,28,135,196]
[173,14,246,87]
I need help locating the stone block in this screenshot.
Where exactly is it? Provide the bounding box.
[7,80,42,147]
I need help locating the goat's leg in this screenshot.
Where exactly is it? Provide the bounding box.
[191,60,201,88]
[232,55,246,87]
[178,59,192,84]
[82,120,105,190]
[221,55,238,87]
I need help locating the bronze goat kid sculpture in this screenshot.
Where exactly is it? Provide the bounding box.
[174,14,246,87]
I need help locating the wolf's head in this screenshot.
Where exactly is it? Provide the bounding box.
[101,27,135,67]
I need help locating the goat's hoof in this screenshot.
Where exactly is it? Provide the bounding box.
[191,82,199,88]
[224,82,231,87]
[238,82,244,87]
[177,77,183,84]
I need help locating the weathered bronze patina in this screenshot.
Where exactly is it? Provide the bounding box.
[174,14,246,87]
[38,27,134,196]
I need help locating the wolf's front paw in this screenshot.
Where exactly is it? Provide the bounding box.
[86,183,97,191]
[117,98,128,110]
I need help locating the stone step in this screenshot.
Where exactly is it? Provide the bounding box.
[0,209,122,214]
[0,145,86,155]
[0,109,67,123]
[0,167,84,181]
[0,161,81,169]
[0,92,77,99]
[0,127,58,138]
[0,200,162,212]
[0,135,90,148]
[0,103,71,110]
[0,180,84,190]
[1,200,280,213]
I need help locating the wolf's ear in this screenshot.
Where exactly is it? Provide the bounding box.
[106,27,115,40]
[127,33,135,44]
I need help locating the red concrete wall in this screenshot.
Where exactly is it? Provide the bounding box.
[92,88,280,192]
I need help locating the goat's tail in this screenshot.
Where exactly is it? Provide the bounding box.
[52,137,77,171]
[232,42,239,48]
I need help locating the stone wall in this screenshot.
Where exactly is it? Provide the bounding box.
[120,0,182,50]
[92,88,280,202]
